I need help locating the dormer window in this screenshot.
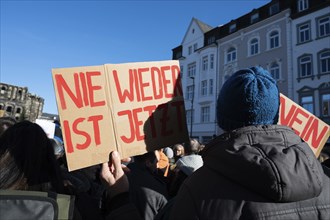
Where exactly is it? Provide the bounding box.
[269,2,279,15]
[298,0,309,12]
[229,23,236,33]
[251,13,259,24]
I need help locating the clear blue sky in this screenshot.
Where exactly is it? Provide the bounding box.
[1,0,268,114]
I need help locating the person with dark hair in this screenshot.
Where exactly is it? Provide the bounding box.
[126,151,168,220]
[0,120,64,193]
[0,116,17,137]
[0,121,143,219]
[169,66,330,219]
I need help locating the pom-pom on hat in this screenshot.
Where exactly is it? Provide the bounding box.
[217,66,280,131]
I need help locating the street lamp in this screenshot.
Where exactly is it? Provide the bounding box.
[189,76,195,137]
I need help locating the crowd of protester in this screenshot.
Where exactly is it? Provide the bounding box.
[0,66,330,219]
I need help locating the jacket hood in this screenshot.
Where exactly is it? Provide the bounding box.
[203,125,323,202]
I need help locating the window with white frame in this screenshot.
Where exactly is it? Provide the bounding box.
[210,54,214,69]
[298,0,309,12]
[250,38,259,56]
[201,80,208,96]
[319,50,330,74]
[226,47,237,63]
[297,22,311,43]
[317,15,330,38]
[301,95,314,114]
[202,56,208,71]
[251,13,259,24]
[229,23,236,33]
[298,55,313,78]
[270,62,280,80]
[188,46,192,55]
[269,30,280,49]
[322,93,330,117]
[186,85,194,100]
[209,79,213,95]
[188,62,196,77]
[186,109,194,124]
[201,106,210,123]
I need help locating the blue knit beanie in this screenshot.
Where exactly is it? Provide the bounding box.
[217,66,280,131]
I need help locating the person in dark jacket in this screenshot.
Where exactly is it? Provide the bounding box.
[127,151,168,220]
[170,66,330,220]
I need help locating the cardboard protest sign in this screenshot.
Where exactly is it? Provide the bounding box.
[279,94,330,157]
[52,60,189,171]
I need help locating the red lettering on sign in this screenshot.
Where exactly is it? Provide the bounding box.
[61,115,104,153]
[113,65,180,103]
[55,72,105,110]
[288,108,309,135]
[150,67,163,100]
[160,66,172,98]
[144,105,157,138]
[86,72,106,107]
[138,68,152,101]
[63,120,74,153]
[113,70,135,103]
[303,118,329,149]
[171,65,183,97]
[55,74,83,110]
[118,110,135,143]
[279,96,296,126]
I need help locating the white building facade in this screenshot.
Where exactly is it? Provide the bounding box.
[173,0,330,143]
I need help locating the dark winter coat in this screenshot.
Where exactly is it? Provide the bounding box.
[170,125,330,220]
[127,162,168,220]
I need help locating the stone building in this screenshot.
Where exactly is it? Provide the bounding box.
[0,82,44,122]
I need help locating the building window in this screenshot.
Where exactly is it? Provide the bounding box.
[188,46,192,55]
[250,38,259,56]
[180,65,184,78]
[6,106,13,113]
[202,56,208,71]
[16,107,22,114]
[229,23,236,33]
[193,43,198,51]
[270,62,280,80]
[201,80,208,96]
[186,109,194,124]
[188,62,196,77]
[201,106,210,123]
[317,15,330,38]
[209,79,213,95]
[269,2,279,15]
[298,0,309,12]
[186,85,194,100]
[207,36,215,45]
[269,30,280,49]
[319,50,330,74]
[298,55,313,78]
[226,47,237,63]
[210,54,214,69]
[251,13,259,24]
[297,22,311,44]
[0,86,7,94]
[321,93,330,117]
[301,95,314,114]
